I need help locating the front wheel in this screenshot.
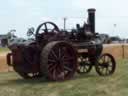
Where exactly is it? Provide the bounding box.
[95,53,116,76]
[77,55,92,74]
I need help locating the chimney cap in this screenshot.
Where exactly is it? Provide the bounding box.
[88,8,96,12]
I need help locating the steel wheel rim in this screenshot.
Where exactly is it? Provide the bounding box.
[95,54,116,76]
[47,43,77,80]
[40,41,77,81]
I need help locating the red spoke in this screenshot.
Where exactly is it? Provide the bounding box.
[60,47,66,58]
[48,64,57,71]
[64,66,72,71]
[53,69,56,80]
[48,63,55,68]
[48,59,56,63]
[51,50,58,59]
[58,47,61,58]
[63,60,70,64]
[61,53,69,60]
[56,66,62,73]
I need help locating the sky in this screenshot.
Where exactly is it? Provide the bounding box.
[0,0,128,38]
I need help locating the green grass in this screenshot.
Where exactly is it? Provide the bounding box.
[0,59,128,96]
[0,48,9,52]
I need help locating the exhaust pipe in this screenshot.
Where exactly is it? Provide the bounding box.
[88,8,96,33]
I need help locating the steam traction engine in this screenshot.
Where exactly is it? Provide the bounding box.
[7,9,116,81]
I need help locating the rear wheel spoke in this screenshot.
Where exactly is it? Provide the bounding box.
[63,57,74,62]
[64,66,72,71]
[53,69,56,80]
[51,50,58,59]
[48,64,57,71]
[41,41,77,81]
[48,59,56,63]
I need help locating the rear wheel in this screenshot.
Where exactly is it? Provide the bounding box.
[40,41,77,81]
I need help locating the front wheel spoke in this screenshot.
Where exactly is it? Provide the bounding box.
[101,68,105,74]
[79,66,82,71]
[104,67,108,74]
[84,66,88,71]
[105,56,108,62]
[100,67,104,73]
[98,63,103,67]
[105,68,109,75]
[108,66,112,70]
[108,67,112,72]
[102,56,105,63]
[99,59,103,64]
[107,58,111,63]
[105,56,110,63]
[84,63,91,66]
[108,64,113,67]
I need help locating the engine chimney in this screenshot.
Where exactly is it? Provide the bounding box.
[88,8,96,33]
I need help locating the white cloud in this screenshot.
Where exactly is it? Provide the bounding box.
[72,0,128,16]
[8,0,30,7]
[0,0,128,38]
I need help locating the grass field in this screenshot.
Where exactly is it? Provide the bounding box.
[0,48,10,72]
[0,48,9,53]
[0,59,127,96]
[0,47,128,96]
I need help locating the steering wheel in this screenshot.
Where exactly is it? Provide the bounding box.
[35,22,60,40]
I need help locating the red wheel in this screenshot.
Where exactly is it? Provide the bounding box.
[40,41,77,81]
